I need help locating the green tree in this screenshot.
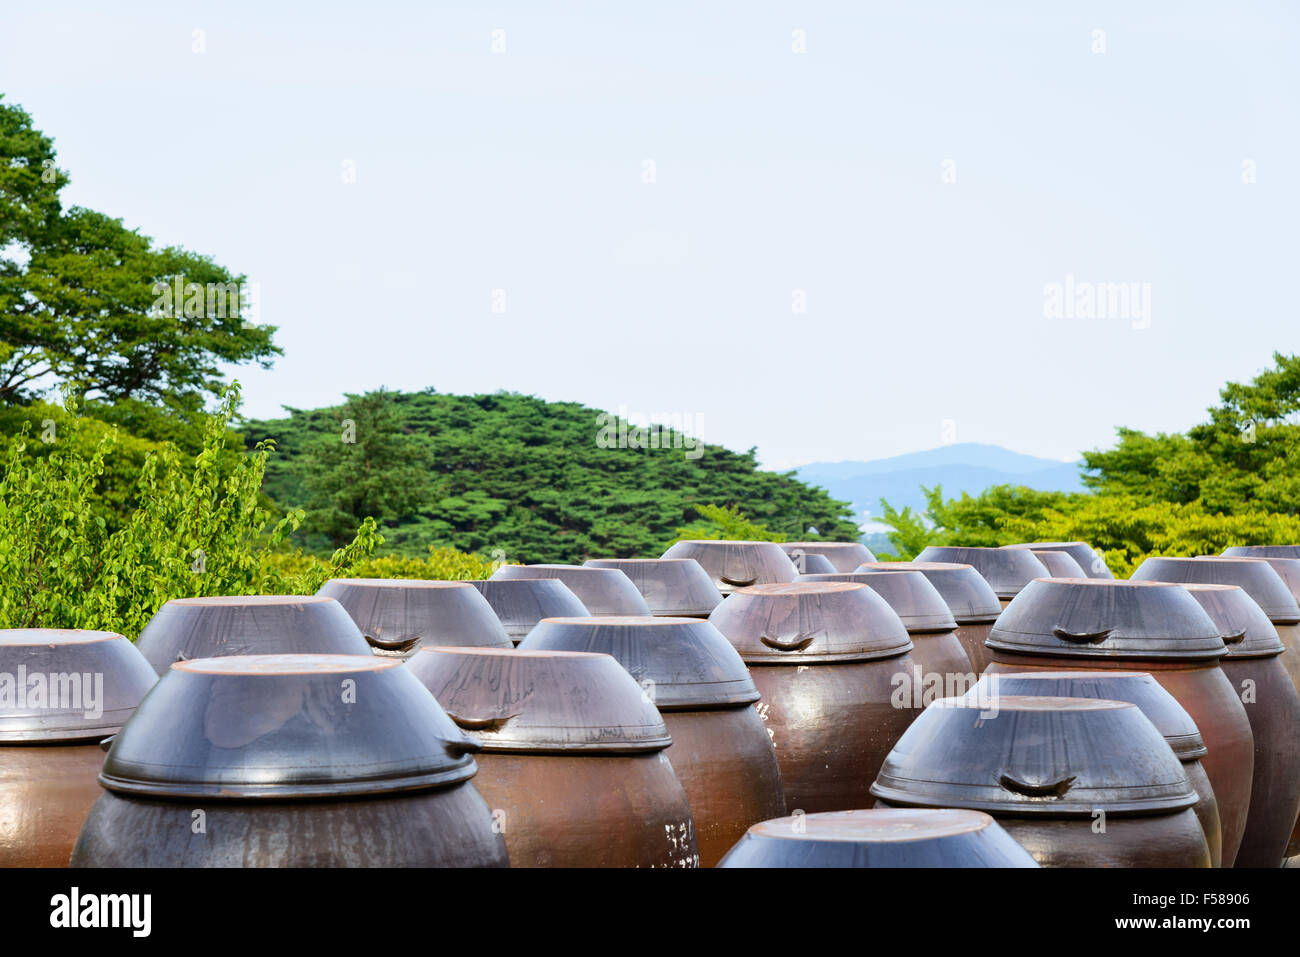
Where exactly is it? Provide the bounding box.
[0,383,381,637]
[671,504,786,543]
[999,495,1300,577]
[0,97,279,405]
[1083,352,1300,515]
[877,498,941,559]
[246,390,860,562]
[299,389,438,549]
[878,483,1081,557]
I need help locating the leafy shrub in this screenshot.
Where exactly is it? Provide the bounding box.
[999,495,1300,577]
[670,504,787,543]
[264,545,503,582]
[878,485,1081,559]
[878,483,1300,575]
[0,384,379,637]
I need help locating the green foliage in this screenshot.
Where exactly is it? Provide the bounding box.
[0,93,66,248]
[671,504,786,543]
[245,390,859,563]
[922,485,1083,547]
[0,97,279,406]
[0,399,165,534]
[1083,352,1300,515]
[301,389,438,549]
[0,383,380,637]
[879,484,1083,559]
[264,545,502,582]
[878,354,1300,575]
[999,496,1300,577]
[877,498,939,560]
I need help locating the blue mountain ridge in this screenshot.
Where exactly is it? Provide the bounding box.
[792,443,1085,527]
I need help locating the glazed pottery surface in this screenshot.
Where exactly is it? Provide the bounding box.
[489,564,651,616]
[408,647,698,867]
[583,559,722,617]
[0,629,157,867]
[317,579,510,657]
[661,540,797,596]
[718,808,1038,868]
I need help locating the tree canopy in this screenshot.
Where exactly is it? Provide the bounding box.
[0,96,279,406]
[879,353,1300,572]
[244,389,861,563]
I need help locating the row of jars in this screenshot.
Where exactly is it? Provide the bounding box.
[3,538,1299,867]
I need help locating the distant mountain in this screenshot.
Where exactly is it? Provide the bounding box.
[794,443,1085,528]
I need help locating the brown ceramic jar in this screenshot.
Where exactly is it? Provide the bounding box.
[463,579,589,645]
[965,670,1223,867]
[718,808,1038,868]
[857,561,1003,672]
[915,546,1050,611]
[779,541,876,573]
[871,696,1210,867]
[583,559,723,617]
[661,540,797,596]
[983,578,1252,867]
[708,582,918,814]
[71,655,506,867]
[136,595,373,673]
[1002,541,1114,578]
[519,615,784,866]
[797,570,973,690]
[408,647,699,867]
[1181,583,1300,867]
[316,579,511,657]
[0,629,157,867]
[489,564,651,616]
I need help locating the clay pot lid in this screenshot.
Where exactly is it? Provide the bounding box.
[1031,550,1087,578]
[489,564,651,616]
[660,540,797,594]
[583,558,723,617]
[796,571,956,633]
[317,578,510,654]
[779,542,877,572]
[789,553,837,575]
[708,581,912,664]
[964,670,1207,760]
[0,629,158,744]
[746,808,1002,843]
[914,547,1050,599]
[869,695,1198,816]
[98,654,477,799]
[986,579,1227,661]
[407,646,672,754]
[519,616,758,709]
[856,562,1003,622]
[464,579,590,641]
[1002,542,1113,579]
[1178,584,1284,658]
[135,594,372,674]
[1223,545,1300,559]
[719,808,1040,868]
[1131,556,1300,624]
[1211,554,1300,610]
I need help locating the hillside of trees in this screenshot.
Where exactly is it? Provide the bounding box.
[243,389,861,564]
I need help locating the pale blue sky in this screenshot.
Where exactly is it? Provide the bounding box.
[3,1,1296,468]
